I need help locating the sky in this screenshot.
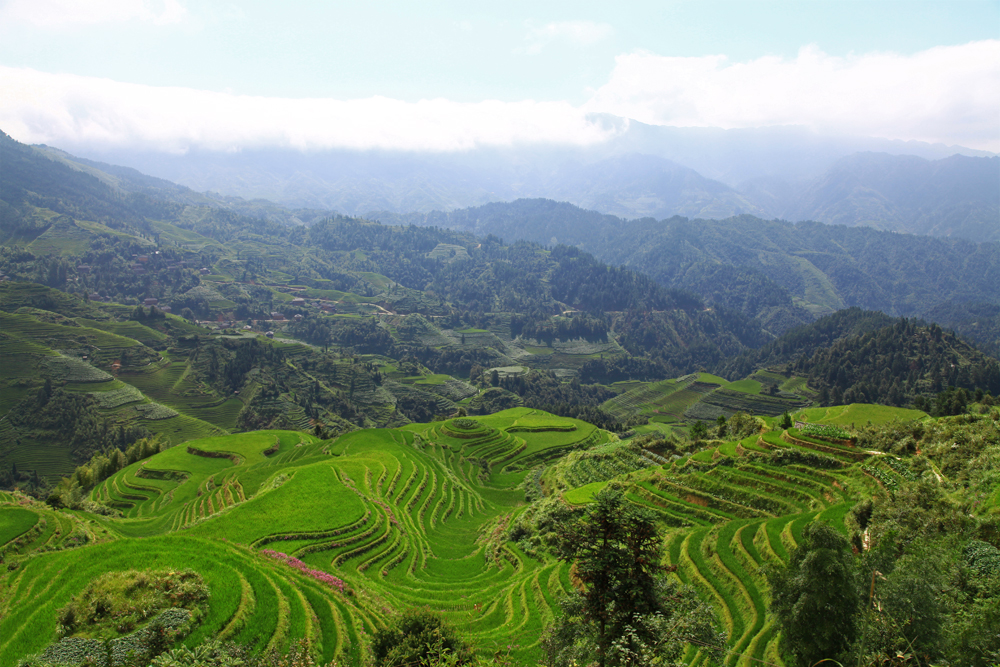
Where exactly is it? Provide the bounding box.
[1,0,998,153]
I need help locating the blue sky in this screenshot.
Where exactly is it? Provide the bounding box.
[0,0,997,151]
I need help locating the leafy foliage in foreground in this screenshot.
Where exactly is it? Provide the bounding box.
[545,486,722,667]
[370,610,474,667]
[56,569,209,640]
[767,522,861,667]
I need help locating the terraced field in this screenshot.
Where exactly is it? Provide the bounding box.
[793,403,929,426]
[628,452,860,665]
[2,410,609,664]
[1,406,899,666]
[603,371,813,434]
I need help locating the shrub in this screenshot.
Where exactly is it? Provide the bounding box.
[369,610,474,667]
[55,569,208,640]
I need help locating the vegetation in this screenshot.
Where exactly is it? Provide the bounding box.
[545,485,721,667]
[1,129,999,667]
[792,319,1000,407]
[767,522,861,666]
[383,199,1000,338]
[370,610,474,667]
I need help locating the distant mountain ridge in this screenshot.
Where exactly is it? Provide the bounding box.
[381,199,1000,346]
[51,120,997,241]
[765,152,1000,241]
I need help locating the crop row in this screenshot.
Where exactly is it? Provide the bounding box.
[861,463,898,490]
[801,423,851,442]
[0,536,371,666]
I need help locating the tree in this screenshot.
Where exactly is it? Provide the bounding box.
[780,411,793,429]
[857,551,946,666]
[545,486,721,667]
[767,521,861,667]
[369,609,473,666]
[689,420,707,440]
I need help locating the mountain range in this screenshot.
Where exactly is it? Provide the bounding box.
[58,120,998,242]
[2,124,999,667]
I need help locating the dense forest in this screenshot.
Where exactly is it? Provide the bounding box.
[382,199,1000,343]
[792,320,1000,407]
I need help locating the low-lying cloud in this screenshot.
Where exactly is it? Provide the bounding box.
[1,40,997,153]
[585,41,1000,151]
[0,67,618,153]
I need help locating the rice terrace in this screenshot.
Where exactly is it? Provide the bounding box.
[5,393,996,666]
[2,14,1000,663]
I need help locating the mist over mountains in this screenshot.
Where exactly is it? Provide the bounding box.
[64,119,998,242]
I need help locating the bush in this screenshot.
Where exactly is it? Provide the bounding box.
[150,639,337,667]
[369,610,474,667]
[56,569,208,640]
[766,522,860,667]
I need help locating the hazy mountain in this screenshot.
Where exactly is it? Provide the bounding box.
[761,152,1000,241]
[59,119,993,223]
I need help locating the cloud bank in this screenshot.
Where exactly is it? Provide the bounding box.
[0,67,617,153]
[585,41,1000,151]
[1,40,996,153]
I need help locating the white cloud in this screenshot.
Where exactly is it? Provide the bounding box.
[524,20,614,55]
[584,41,1000,151]
[0,67,620,153]
[0,41,996,154]
[0,0,187,28]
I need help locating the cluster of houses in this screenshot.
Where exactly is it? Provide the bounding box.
[270,295,338,319]
[73,256,343,323]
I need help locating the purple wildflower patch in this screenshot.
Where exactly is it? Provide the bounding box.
[260,549,346,593]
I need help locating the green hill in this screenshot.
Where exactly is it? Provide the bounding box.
[382,199,1000,339]
[3,403,995,666]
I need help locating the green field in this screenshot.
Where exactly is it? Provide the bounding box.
[793,404,928,426]
[0,507,39,545]
[3,413,611,665]
[0,395,966,667]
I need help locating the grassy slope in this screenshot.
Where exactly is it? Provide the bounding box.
[2,402,939,667]
[2,414,597,664]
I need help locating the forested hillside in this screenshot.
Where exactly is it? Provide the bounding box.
[0,132,773,489]
[2,129,999,667]
[791,320,1000,408]
[718,307,897,380]
[383,199,1000,343]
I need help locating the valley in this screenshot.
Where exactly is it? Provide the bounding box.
[0,130,998,667]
